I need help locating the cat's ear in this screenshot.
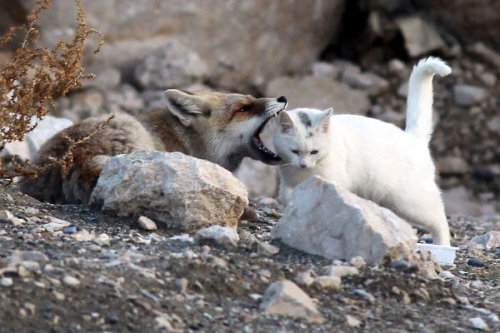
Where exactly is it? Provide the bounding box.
[279,111,295,133]
[317,108,333,133]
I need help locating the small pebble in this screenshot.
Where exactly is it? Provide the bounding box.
[137,216,157,231]
[63,275,81,286]
[313,276,341,290]
[353,289,375,304]
[467,258,485,267]
[469,317,489,331]
[107,315,119,324]
[63,226,78,234]
[349,256,366,269]
[393,259,409,270]
[0,277,13,287]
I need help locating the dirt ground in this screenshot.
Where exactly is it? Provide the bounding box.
[0,185,498,333]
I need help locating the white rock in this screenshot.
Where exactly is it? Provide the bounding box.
[266,76,370,115]
[72,229,96,242]
[345,314,362,328]
[349,256,366,269]
[260,280,324,323]
[42,217,71,232]
[271,177,417,265]
[454,84,488,106]
[90,152,248,232]
[469,317,489,331]
[466,231,500,250]
[0,277,13,287]
[323,265,359,278]
[295,269,316,287]
[0,210,24,226]
[312,276,341,290]
[93,233,111,246]
[10,251,49,265]
[63,275,81,287]
[194,225,239,248]
[257,241,280,256]
[137,216,158,231]
[396,16,446,57]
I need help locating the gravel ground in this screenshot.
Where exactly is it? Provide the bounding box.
[0,186,498,333]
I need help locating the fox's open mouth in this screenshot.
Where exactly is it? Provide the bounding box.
[251,116,281,164]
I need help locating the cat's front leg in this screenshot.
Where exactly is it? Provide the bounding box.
[278,183,294,206]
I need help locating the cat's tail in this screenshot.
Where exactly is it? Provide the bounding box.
[404,57,451,145]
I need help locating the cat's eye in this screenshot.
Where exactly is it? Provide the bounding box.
[311,150,318,155]
[291,149,299,155]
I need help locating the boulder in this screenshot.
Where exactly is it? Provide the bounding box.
[19,0,345,90]
[89,152,248,232]
[271,177,417,265]
[260,280,324,323]
[266,76,370,115]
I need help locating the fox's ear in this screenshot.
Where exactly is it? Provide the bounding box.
[316,108,333,133]
[279,111,295,133]
[164,89,204,126]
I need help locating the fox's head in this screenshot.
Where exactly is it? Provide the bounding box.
[164,89,287,171]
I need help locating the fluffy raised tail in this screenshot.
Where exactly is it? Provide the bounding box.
[404,57,451,145]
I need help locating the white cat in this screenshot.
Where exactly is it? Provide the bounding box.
[273,57,452,246]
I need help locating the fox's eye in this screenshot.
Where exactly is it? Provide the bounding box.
[291,149,299,155]
[311,150,318,155]
[237,105,251,113]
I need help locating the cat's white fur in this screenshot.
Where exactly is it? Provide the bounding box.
[273,57,452,246]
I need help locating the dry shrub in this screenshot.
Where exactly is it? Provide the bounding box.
[0,0,104,183]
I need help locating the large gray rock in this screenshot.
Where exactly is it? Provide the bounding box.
[260,280,324,324]
[90,151,248,232]
[266,76,370,115]
[271,177,417,265]
[134,40,208,89]
[20,0,345,90]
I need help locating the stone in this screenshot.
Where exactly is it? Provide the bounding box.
[42,217,71,232]
[469,317,489,331]
[10,251,49,265]
[257,242,280,256]
[137,216,158,231]
[468,43,500,68]
[55,90,104,122]
[134,40,208,89]
[194,226,240,248]
[353,289,376,304]
[23,0,345,89]
[437,156,470,174]
[266,76,370,115]
[93,233,111,246]
[0,277,13,287]
[311,62,340,80]
[486,116,500,133]
[466,231,500,250]
[72,229,96,242]
[323,265,359,278]
[349,256,366,269]
[90,152,248,232]
[82,66,121,90]
[2,115,73,160]
[295,269,316,287]
[454,85,488,106]
[235,158,278,199]
[271,177,417,265]
[63,275,81,287]
[260,280,324,324]
[340,66,389,96]
[0,210,23,226]
[312,276,341,290]
[396,16,447,57]
[345,314,362,328]
[388,59,406,77]
[467,258,485,267]
[105,84,145,115]
[442,186,486,216]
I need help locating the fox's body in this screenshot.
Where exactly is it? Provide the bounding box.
[21,89,287,203]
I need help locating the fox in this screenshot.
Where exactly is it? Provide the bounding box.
[20,89,287,203]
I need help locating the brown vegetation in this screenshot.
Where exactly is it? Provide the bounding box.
[0,0,103,182]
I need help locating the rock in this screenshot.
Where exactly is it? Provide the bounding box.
[393,259,410,270]
[137,216,158,231]
[271,177,417,265]
[90,152,248,232]
[93,233,111,247]
[42,217,71,233]
[257,241,280,256]
[345,314,362,328]
[295,269,316,287]
[466,231,500,250]
[312,62,341,80]
[82,66,121,90]
[468,42,500,68]
[235,158,278,199]
[134,40,208,89]
[266,76,370,115]
[0,277,13,287]
[467,258,485,267]
[396,16,447,57]
[312,276,341,290]
[349,256,366,269]
[340,66,389,96]
[72,229,96,242]
[454,85,488,106]
[194,226,240,248]
[105,84,145,115]
[23,0,345,90]
[63,275,81,287]
[437,156,470,174]
[2,115,73,160]
[260,280,324,324]
[469,317,490,331]
[353,289,376,304]
[486,116,500,133]
[388,59,407,77]
[479,72,497,87]
[10,251,49,265]
[323,265,359,278]
[55,90,104,122]
[442,186,487,216]
[0,210,23,226]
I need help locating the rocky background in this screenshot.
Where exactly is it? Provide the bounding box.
[0,0,499,332]
[1,0,498,212]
